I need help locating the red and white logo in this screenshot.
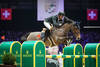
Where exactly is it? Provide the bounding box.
[87,9,98,20]
[1,8,12,20]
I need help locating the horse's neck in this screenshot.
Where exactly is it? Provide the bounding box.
[53,24,72,34]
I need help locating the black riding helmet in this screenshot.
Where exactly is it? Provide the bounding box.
[58,12,65,16]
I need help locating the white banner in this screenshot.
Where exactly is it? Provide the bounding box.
[37,0,64,21]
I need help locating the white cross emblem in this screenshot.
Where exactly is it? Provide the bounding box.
[2,10,10,18]
[88,11,96,19]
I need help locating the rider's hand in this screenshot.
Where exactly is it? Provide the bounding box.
[50,25,53,32]
[50,27,52,32]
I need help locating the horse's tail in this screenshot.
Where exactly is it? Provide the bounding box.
[20,32,31,41]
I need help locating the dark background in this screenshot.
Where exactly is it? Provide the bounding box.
[0,0,100,32]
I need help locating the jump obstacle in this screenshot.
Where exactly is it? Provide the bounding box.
[0,41,100,67]
[0,41,21,67]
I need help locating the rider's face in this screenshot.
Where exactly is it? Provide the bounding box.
[58,15,64,20]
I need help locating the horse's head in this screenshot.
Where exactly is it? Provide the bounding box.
[70,23,81,40]
[58,22,81,40]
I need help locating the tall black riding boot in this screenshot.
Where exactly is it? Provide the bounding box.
[41,32,45,42]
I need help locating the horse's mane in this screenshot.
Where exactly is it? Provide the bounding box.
[51,22,74,35]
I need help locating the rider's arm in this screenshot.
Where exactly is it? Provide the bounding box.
[44,16,53,30]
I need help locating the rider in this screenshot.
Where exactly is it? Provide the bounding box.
[41,12,76,41]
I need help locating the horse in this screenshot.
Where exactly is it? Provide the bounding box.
[26,22,80,47]
[21,22,80,67]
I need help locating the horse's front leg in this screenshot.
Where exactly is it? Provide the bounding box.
[65,39,73,47]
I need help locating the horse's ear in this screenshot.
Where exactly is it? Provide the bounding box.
[73,22,80,29]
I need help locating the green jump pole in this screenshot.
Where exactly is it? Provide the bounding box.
[46,55,96,59]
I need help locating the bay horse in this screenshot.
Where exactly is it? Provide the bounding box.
[23,22,80,67]
[26,22,80,47]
